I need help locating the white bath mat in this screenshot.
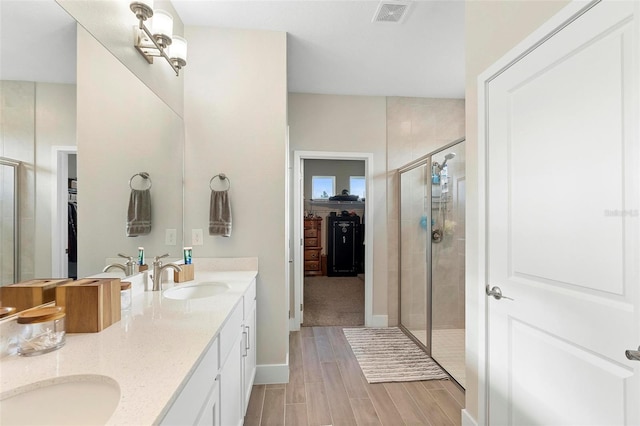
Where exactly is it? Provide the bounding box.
[342,327,448,384]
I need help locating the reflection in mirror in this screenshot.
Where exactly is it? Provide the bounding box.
[0,159,20,285]
[1,0,184,291]
[0,0,77,285]
[75,23,184,278]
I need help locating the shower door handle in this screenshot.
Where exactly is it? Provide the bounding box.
[626,346,640,361]
[486,285,514,301]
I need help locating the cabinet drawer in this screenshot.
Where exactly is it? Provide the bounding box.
[220,302,243,365]
[305,238,319,247]
[305,260,320,271]
[304,228,318,238]
[304,250,320,261]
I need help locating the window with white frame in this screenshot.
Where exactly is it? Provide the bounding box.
[350,176,366,199]
[312,176,335,199]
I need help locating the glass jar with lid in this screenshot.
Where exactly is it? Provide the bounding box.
[17,306,66,356]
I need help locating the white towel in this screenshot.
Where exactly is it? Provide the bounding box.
[209,190,232,237]
[126,189,151,236]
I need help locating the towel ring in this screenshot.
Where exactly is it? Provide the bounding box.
[209,173,231,191]
[129,172,152,190]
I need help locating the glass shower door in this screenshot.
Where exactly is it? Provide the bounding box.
[398,139,466,389]
[399,161,430,347]
[431,141,466,387]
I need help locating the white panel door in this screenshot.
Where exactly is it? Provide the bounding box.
[486,1,639,424]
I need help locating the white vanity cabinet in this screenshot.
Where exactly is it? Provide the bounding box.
[242,281,257,414]
[160,279,257,426]
[220,278,257,426]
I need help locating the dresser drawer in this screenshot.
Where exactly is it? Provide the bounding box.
[304,228,318,238]
[305,237,319,247]
[304,249,320,261]
[305,260,320,271]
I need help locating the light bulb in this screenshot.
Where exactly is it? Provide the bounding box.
[169,36,188,68]
[151,9,173,47]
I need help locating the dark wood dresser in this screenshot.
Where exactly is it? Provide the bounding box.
[304,217,323,276]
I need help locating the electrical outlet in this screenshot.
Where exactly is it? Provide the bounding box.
[165,229,177,245]
[192,229,204,246]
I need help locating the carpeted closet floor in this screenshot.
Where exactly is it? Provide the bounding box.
[302,276,364,327]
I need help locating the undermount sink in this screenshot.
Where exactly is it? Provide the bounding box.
[163,282,230,300]
[0,375,120,425]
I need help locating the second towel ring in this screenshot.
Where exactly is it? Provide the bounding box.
[129,172,152,190]
[209,173,231,191]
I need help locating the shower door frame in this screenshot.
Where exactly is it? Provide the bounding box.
[397,137,465,388]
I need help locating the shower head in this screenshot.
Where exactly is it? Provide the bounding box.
[440,152,456,169]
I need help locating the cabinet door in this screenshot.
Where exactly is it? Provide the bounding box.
[220,334,243,426]
[160,338,218,426]
[195,377,219,426]
[242,302,257,413]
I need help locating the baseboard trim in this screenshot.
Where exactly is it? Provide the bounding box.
[254,363,290,385]
[369,315,388,327]
[289,317,299,331]
[461,409,477,426]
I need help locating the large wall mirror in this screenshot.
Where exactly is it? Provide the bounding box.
[0,0,184,289]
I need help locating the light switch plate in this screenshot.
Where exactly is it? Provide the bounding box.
[192,229,204,246]
[165,229,177,245]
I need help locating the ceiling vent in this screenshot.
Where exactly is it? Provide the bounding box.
[372,1,411,24]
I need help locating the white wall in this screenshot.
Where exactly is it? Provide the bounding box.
[76,26,184,277]
[465,0,570,421]
[289,93,388,316]
[34,82,76,277]
[183,26,288,368]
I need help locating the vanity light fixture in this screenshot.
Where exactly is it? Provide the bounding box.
[130,0,187,76]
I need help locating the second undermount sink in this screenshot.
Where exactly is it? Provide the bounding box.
[0,375,120,425]
[163,282,230,300]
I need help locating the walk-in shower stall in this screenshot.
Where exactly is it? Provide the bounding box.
[398,138,465,388]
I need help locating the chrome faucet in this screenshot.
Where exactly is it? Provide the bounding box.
[151,254,182,291]
[103,253,138,276]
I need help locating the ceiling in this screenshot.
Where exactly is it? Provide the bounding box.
[0,0,464,98]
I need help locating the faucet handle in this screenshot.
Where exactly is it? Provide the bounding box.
[117,253,134,261]
[153,253,170,263]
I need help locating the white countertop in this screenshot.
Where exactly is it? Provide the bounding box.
[0,260,258,425]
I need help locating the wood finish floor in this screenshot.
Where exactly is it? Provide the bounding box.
[245,326,464,426]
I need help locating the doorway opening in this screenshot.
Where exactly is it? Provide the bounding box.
[52,147,78,279]
[293,151,374,330]
[302,159,366,326]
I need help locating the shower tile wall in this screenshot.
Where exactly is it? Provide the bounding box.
[387,97,465,326]
[1,81,36,282]
[432,143,466,330]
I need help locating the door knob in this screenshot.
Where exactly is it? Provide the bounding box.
[486,285,514,301]
[626,346,640,361]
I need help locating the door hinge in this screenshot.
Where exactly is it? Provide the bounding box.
[300,238,303,246]
[300,303,303,311]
